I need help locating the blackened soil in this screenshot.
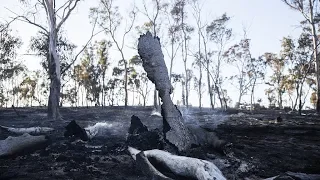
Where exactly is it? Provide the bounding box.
[0,107,319,180]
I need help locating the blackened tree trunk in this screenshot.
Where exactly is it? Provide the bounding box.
[138,32,195,151]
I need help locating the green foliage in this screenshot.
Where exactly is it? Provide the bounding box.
[105,78,124,106]
[171,73,184,83]
[0,23,24,80]
[206,13,232,43]
[71,40,113,106]
[15,71,42,106]
[129,55,142,66]
[279,33,314,110]
[224,37,254,103]
[0,23,26,106]
[29,30,76,75]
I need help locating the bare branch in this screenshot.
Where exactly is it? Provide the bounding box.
[282,0,301,10]
[55,0,71,14]
[61,18,103,74]
[121,10,136,50]
[0,16,21,33]
[5,7,49,34]
[282,0,311,22]
[57,0,80,31]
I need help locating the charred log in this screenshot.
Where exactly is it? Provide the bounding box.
[0,133,49,158]
[128,147,226,180]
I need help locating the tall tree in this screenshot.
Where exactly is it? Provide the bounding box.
[0,23,25,107]
[246,56,266,108]
[18,73,37,106]
[13,0,83,119]
[91,0,137,107]
[76,47,101,106]
[29,30,77,106]
[282,0,320,112]
[224,36,252,106]
[191,0,205,109]
[95,40,112,106]
[171,0,194,107]
[136,72,151,106]
[281,34,315,114]
[105,78,123,106]
[207,14,232,109]
[264,53,287,109]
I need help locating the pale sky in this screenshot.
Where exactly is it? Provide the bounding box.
[0,0,308,108]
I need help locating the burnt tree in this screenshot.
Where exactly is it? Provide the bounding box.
[138,31,195,151]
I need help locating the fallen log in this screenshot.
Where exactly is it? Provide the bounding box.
[138,31,195,151]
[128,146,226,180]
[0,133,49,158]
[0,125,54,135]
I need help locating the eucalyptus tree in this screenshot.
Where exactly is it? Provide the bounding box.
[12,0,85,119]
[171,0,194,107]
[18,72,38,106]
[29,30,77,105]
[105,78,123,106]
[95,40,112,106]
[76,47,101,106]
[264,53,287,109]
[281,34,315,114]
[171,73,185,105]
[190,0,205,109]
[0,23,25,107]
[282,0,320,112]
[135,72,151,107]
[246,56,266,107]
[206,13,232,109]
[90,0,137,107]
[224,37,252,106]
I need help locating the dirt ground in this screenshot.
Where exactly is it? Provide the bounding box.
[0,106,319,180]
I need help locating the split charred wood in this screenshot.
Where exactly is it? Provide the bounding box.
[0,133,49,158]
[138,31,195,152]
[128,115,148,135]
[126,116,179,153]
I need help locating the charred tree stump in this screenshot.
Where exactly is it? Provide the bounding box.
[128,115,148,134]
[64,120,88,141]
[138,31,195,151]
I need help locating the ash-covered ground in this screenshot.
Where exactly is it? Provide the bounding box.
[0,106,319,180]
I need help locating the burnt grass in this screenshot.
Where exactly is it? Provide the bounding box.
[0,106,320,180]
